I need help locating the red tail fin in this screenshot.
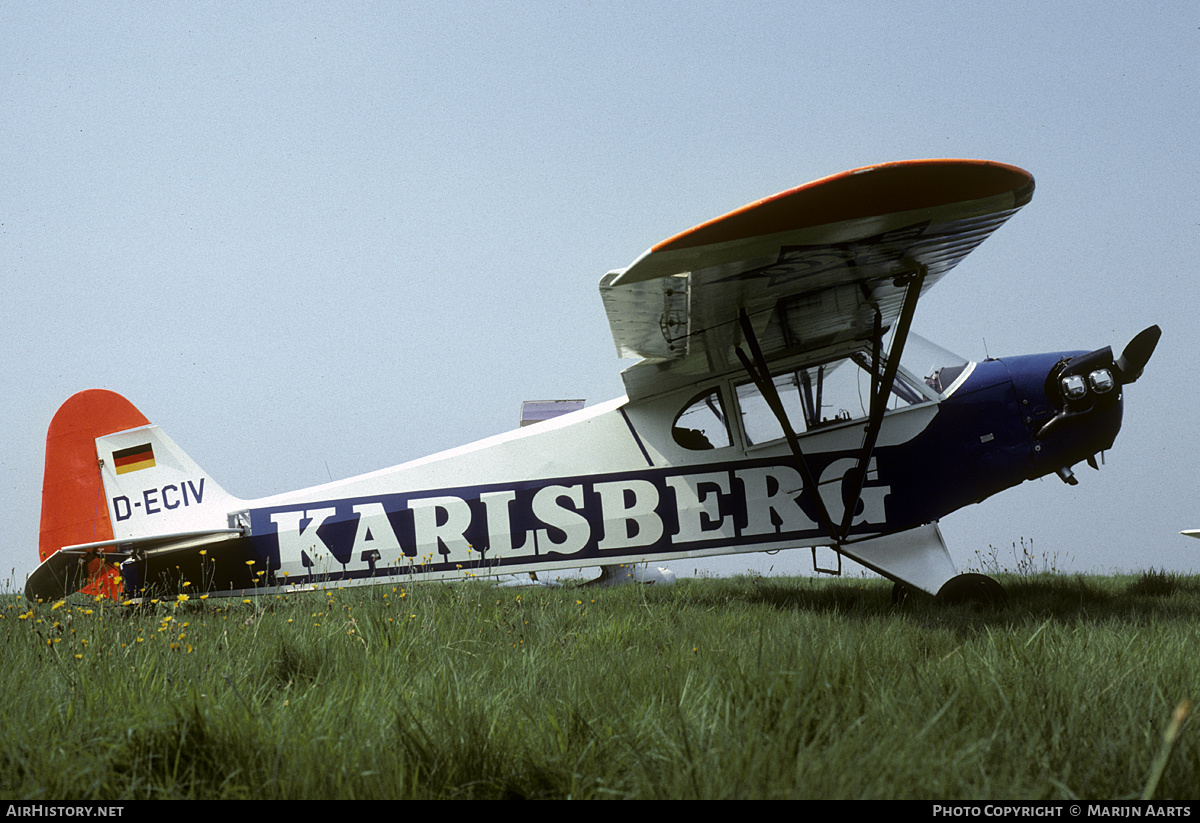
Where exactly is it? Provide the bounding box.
[39,390,150,599]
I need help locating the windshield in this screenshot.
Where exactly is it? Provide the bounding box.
[732,336,973,448]
[735,352,934,446]
[901,334,972,396]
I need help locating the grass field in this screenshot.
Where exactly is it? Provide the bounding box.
[1,566,1197,800]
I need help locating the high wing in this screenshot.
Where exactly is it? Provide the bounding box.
[600,159,1034,400]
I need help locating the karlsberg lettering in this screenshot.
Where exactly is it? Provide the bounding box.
[254,460,890,576]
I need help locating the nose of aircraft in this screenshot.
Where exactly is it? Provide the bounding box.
[1036,325,1160,443]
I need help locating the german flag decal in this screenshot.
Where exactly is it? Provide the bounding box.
[113,443,156,475]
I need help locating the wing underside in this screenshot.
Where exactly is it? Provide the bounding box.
[601,159,1034,400]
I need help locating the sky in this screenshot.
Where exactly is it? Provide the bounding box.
[2,1,1197,590]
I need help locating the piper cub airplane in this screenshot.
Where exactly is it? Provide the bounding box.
[28,159,1160,606]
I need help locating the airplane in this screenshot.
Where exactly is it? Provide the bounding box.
[26,158,1161,607]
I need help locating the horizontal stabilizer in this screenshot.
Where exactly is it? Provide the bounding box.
[61,528,245,556]
[26,528,245,603]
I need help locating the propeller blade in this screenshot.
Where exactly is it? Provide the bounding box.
[1114,324,1161,384]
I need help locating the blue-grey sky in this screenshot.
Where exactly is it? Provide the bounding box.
[2,1,1197,588]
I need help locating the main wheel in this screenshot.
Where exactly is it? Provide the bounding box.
[936,573,1007,605]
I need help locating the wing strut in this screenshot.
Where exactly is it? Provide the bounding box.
[735,309,841,544]
[838,263,927,540]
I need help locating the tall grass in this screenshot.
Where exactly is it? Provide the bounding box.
[1,572,1197,799]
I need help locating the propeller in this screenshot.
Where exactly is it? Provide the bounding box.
[1114,324,1161,384]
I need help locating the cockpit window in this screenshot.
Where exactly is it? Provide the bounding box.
[672,388,731,450]
[901,334,972,397]
[736,352,934,446]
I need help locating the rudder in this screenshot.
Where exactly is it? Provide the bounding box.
[39,390,151,598]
